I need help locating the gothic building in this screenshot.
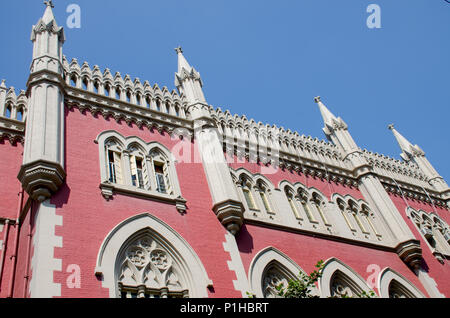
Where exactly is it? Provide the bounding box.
[0,3,448,298]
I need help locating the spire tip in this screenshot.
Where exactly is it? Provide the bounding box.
[175,46,183,54]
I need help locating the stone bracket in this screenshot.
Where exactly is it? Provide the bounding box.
[17,160,66,202]
[212,199,244,235]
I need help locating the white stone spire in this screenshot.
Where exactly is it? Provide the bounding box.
[174,47,206,104]
[42,0,56,24]
[175,47,191,74]
[388,124,424,161]
[388,125,449,195]
[315,96,338,127]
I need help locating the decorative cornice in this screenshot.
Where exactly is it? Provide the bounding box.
[64,87,194,138]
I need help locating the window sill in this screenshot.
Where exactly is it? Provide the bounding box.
[100,182,187,214]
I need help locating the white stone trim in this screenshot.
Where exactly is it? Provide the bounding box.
[319,257,373,298]
[248,246,317,298]
[222,232,251,297]
[95,213,212,298]
[377,267,425,298]
[29,200,63,298]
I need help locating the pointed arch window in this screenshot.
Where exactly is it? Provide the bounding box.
[5,105,11,118]
[349,201,369,234]
[106,140,124,185]
[299,190,316,223]
[128,145,150,190]
[361,205,381,238]
[285,188,302,220]
[239,176,258,211]
[388,280,416,298]
[329,270,364,298]
[257,181,274,214]
[337,199,354,231]
[312,193,330,226]
[16,107,24,121]
[150,149,172,195]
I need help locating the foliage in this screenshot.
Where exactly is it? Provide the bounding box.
[276,260,377,299]
[276,260,324,298]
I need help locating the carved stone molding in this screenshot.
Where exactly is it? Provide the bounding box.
[99,182,187,214]
[212,199,245,235]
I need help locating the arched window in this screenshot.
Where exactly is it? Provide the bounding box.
[126,90,132,103]
[312,192,330,226]
[16,107,24,121]
[239,176,258,211]
[378,268,425,298]
[256,180,274,215]
[104,84,111,97]
[150,149,172,195]
[156,98,161,112]
[337,199,354,231]
[320,258,374,298]
[5,105,12,118]
[248,247,314,298]
[93,81,100,94]
[361,204,381,238]
[95,213,212,298]
[145,96,151,108]
[128,144,150,190]
[348,200,368,234]
[298,189,316,223]
[388,280,416,298]
[105,139,124,185]
[285,187,302,220]
[330,270,365,298]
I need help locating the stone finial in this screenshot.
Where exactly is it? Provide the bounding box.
[388,124,395,130]
[175,46,183,54]
[0,79,5,88]
[314,96,321,103]
[44,0,54,8]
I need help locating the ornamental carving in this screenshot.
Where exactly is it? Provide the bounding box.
[262,269,289,298]
[118,236,184,292]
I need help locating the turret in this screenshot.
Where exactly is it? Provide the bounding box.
[18,0,66,202]
[389,124,450,203]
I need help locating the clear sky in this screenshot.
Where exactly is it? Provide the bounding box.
[1,0,449,181]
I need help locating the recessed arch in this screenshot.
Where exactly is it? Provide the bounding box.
[248,247,317,298]
[378,268,425,298]
[319,258,374,298]
[95,213,212,298]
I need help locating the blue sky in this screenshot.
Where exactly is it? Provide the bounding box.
[1,0,449,181]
